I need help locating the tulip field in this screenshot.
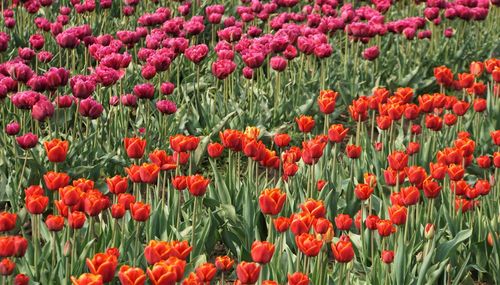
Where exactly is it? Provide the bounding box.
[0,0,500,284]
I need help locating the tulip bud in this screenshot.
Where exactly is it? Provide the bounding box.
[424,223,435,239]
[416,251,423,262]
[64,240,71,256]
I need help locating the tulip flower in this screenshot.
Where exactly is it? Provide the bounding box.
[335,214,353,231]
[388,205,408,225]
[45,215,65,231]
[288,272,310,285]
[331,235,355,263]
[259,188,286,215]
[147,261,179,285]
[215,256,234,271]
[0,212,17,232]
[186,175,210,196]
[130,202,150,222]
[86,252,118,283]
[300,199,326,218]
[195,263,217,282]
[295,233,322,257]
[354,183,373,200]
[236,262,261,284]
[381,250,395,264]
[118,265,146,285]
[44,139,69,163]
[295,115,315,133]
[106,175,128,194]
[71,273,103,285]
[124,137,146,159]
[251,241,275,264]
[14,274,30,285]
[0,258,15,276]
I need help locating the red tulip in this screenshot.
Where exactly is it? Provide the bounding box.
[251,241,275,264]
[130,202,150,222]
[195,263,217,283]
[139,163,160,183]
[14,273,30,285]
[207,143,224,158]
[45,215,65,231]
[422,178,441,198]
[86,252,118,283]
[295,115,315,133]
[290,213,314,235]
[124,137,146,159]
[381,250,394,264]
[43,171,70,191]
[26,195,49,214]
[331,235,355,263]
[346,144,362,159]
[287,272,309,285]
[354,183,373,200]
[387,151,408,171]
[273,217,291,233]
[147,260,179,285]
[236,262,260,284]
[365,215,380,230]
[388,205,407,225]
[274,134,291,147]
[317,90,338,114]
[295,233,322,257]
[111,204,126,219]
[68,211,86,229]
[376,219,396,237]
[299,199,325,218]
[334,214,352,231]
[0,258,15,276]
[259,188,286,216]
[186,175,210,196]
[106,175,128,194]
[328,124,349,143]
[0,212,17,232]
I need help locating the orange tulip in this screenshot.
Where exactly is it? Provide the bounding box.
[86,252,118,283]
[215,256,234,271]
[258,188,286,216]
[295,115,315,133]
[106,175,128,195]
[124,137,146,159]
[147,261,178,285]
[71,273,103,285]
[43,171,70,191]
[118,265,146,285]
[295,233,322,257]
[44,139,69,163]
[139,163,160,184]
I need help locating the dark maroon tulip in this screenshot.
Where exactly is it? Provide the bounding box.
[78,97,103,119]
[29,34,45,50]
[16,133,38,149]
[31,97,54,121]
[156,100,177,114]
